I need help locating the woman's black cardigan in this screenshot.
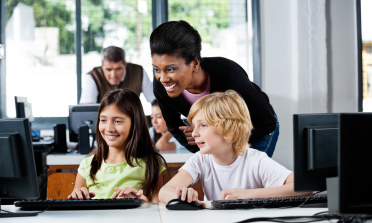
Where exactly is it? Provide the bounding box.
[153,57,276,153]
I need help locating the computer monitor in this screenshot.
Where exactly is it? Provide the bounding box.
[0,118,39,217]
[14,96,34,122]
[293,113,339,192]
[68,104,99,143]
[294,112,372,214]
[338,113,372,214]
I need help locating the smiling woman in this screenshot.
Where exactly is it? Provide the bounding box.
[150,20,279,157]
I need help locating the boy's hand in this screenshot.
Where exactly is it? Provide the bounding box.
[179,126,196,146]
[112,187,148,202]
[176,187,207,208]
[68,187,96,200]
[220,188,246,200]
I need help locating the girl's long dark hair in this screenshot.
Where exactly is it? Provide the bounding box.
[89,89,167,198]
[151,99,162,143]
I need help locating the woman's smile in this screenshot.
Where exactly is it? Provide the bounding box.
[163,82,178,92]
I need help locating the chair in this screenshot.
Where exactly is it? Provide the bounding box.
[47,173,77,200]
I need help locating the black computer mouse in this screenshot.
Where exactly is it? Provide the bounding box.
[166,198,203,210]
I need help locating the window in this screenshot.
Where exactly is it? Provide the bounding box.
[81,0,153,114]
[361,0,372,111]
[5,0,77,118]
[1,0,256,120]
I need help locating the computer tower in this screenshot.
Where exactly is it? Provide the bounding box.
[79,126,91,154]
[53,124,67,153]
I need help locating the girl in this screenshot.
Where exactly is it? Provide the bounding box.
[68,89,167,201]
[150,20,279,157]
[150,99,185,150]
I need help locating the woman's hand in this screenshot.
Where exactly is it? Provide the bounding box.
[68,187,96,200]
[176,187,206,208]
[179,126,196,146]
[112,187,149,202]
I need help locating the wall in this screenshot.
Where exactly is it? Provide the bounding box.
[260,0,358,170]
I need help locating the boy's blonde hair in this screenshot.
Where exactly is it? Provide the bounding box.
[187,90,253,155]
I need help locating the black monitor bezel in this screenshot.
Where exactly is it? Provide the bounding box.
[0,118,39,199]
[339,113,372,214]
[68,104,100,142]
[293,113,339,192]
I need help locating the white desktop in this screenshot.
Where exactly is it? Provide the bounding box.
[1,201,327,223]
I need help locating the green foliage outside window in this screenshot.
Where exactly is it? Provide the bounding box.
[6,0,75,54]
[169,0,229,44]
[6,0,230,55]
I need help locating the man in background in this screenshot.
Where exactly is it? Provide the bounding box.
[80,46,155,104]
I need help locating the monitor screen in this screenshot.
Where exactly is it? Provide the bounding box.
[69,104,100,142]
[339,113,372,214]
[293,113,339,192]
[0,118,39,200]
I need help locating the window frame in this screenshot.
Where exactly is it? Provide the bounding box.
[356,0,363,112]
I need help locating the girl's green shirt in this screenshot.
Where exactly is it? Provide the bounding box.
[78,155,166,199]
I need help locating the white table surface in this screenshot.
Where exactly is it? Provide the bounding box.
[1,201,328,223]
[46,148,194,165]
[158,201,328,223]
[0,202,161,223]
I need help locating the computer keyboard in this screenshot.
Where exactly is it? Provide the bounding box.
[211,194,327,209]
[14,198,145,210]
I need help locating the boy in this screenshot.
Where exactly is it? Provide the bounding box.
[159,90,311,207]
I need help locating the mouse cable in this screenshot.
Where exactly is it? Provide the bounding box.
[236,213,372,223]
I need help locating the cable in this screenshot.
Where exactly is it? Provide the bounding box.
[313,211,328,216]
[298,191,326,207]
[236,215,342,223]
[236,213,372,223]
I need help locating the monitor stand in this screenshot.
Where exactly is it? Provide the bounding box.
[0,199,38,218]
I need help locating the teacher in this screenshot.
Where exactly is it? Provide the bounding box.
[150,20,279,157]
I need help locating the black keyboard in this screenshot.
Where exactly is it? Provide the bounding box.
[211,194,327,209]
[14,198,145,210]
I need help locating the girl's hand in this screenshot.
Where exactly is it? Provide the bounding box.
[179,126,196,146]
[175,187,206,208]
[220,188,246,200]
[68,187,96,200]
[112,187,149,202]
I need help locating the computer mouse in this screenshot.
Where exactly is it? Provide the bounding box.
[166,198,203,210]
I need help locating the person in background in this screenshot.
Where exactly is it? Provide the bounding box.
[150,20,279,157]
[159,90,311,206]
[80,46,155,104]
[68,89,166,201]
[150,100,185,151]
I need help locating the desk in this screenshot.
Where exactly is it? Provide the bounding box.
[1,201,328,223]
[46,148,194,177]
